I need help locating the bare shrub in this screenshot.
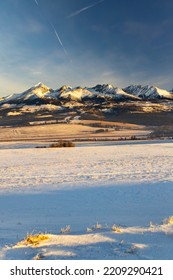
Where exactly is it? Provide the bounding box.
[95,129,105,133]
[60,225,71,234]
[49,141,75,148]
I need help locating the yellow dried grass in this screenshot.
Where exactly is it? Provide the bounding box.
[24,233,49,246]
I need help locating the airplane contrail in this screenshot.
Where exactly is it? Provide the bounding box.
[33,0,68,56]
[34,0,39,6]
[50,22,68,56]
[67,0,104,18]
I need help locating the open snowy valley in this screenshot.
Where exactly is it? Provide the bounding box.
[0,141,173,260]
[1,0,173,265]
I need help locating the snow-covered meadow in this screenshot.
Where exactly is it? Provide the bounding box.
[0,141,173,259]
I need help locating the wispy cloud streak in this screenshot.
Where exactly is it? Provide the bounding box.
[68,0,104,18]
[50,23,68,56]
[34,0,39,6]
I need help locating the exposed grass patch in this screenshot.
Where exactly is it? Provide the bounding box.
[111,224,122,233]
[24,233,49,247]
[163,216,173,225]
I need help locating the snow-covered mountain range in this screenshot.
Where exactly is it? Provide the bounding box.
[0,82,173,119]
[0,82,173,106]
[123,85,173,99]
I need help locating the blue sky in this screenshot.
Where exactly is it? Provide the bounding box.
[0,0,173,96]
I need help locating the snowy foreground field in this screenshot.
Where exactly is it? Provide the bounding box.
[0,141,173,260]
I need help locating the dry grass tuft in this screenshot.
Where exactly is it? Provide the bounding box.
[163,216,173,225]
[33,253,45,260]
[86,222,103,232]
[95,222,102,230]
[111,224,122,233]
[60,225,71,234]
[24,233,49,246]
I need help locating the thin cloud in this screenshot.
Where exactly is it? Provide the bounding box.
[34,0,39,6]
[22,19,45,34]
[67,0,104,18]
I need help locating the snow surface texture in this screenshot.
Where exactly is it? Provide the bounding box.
[0,142,173,260]
[0,142,172,192]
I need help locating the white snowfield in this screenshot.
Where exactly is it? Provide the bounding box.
[0,141,173,260]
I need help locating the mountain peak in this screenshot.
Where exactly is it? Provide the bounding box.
[27,83,51,97]
[58,85,72,93]
[123,84,173,99]
[92,84,114,92]
[32,82,50,91]
[34,82,44,88]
